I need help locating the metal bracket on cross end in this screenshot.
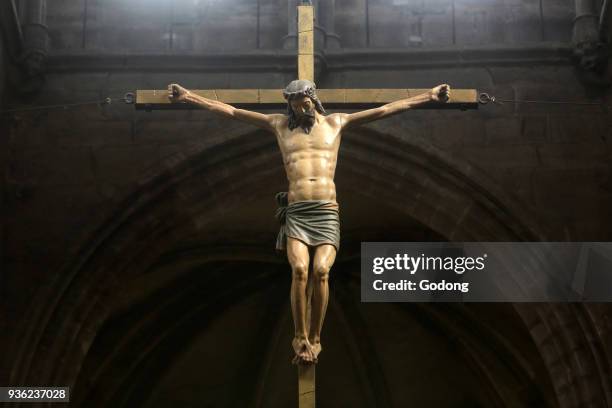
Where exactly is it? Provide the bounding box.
[124,92,135,105]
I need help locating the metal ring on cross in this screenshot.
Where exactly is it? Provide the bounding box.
[478,93,495,105]
[124,92,135,105]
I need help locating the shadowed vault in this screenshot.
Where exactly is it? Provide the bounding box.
[7,126,609,407]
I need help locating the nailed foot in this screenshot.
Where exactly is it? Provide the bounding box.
[292,337,315,365]
[310,341,322,361]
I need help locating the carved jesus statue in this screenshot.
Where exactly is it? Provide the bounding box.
[168,80,450,365]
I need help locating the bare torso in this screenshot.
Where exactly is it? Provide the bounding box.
[171,82,446,206]
[272,113,342,203]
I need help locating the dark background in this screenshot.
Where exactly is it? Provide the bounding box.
[1,0,611,406]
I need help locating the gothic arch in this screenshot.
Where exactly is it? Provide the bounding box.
[8,124,610,407]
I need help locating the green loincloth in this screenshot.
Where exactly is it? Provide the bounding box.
[275,192,340,251]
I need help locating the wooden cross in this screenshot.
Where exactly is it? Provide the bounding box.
[133,2,476,407]
[133,5,477,112]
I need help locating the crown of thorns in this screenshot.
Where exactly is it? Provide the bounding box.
[283,79,318,100]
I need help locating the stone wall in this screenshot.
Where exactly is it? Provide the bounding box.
[44,0,577,52]
[0,18,6,107]
[47,0,287,51]
[3,0,612,406]
[0,13,9,388]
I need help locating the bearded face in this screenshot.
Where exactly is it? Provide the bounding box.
[283,79,326,134]
[291,95,315,119]
[287,95,319,134]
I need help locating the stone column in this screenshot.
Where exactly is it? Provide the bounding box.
[21,0,48,79]
[319,0,341,49]
[573,0,599,45]
[572,0,606,73]
[311,0,326,51]
[282,0,299,49]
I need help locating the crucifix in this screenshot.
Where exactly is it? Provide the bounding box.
[133,2,477,407]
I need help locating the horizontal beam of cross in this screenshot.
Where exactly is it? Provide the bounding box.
[135,89,478,110]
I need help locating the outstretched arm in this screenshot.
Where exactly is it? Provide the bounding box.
[168,83,279,132]
[339,84,451,128]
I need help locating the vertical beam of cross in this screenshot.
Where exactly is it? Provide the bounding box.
[296,7,316,408]
[298,364,316,406]
[298,3,315,82]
